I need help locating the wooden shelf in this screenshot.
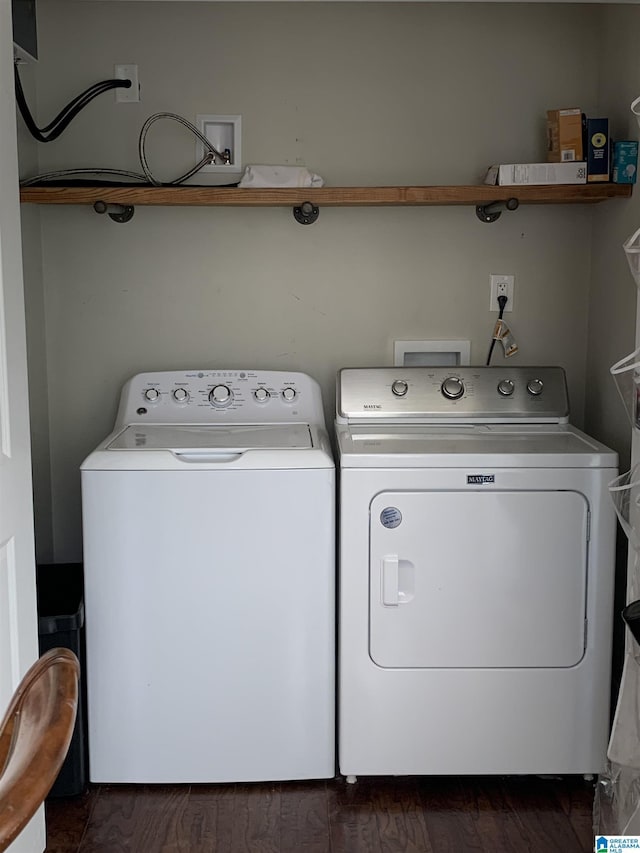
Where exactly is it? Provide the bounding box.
[19,183,633,208]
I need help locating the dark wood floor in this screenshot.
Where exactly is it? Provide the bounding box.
[44,775,595,852]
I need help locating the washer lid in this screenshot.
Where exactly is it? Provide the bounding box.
[107,423,313,452]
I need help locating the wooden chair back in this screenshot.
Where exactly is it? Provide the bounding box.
[0,647,80,852]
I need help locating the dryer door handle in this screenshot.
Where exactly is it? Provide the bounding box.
[382,555,399,606]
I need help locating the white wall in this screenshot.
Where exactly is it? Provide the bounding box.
[22,1,617,560]
[17,62,52,563]
[585,5,640,470]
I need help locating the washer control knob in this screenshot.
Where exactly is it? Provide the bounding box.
[173,387,189,403]
[144,388,160,402]
[209,384,232,405]
[254,388,269,402]
[527,378,544,396]
[441,376,465,400]
[497,379,515,397]
[391,380,409,397]
[282,387,296,402]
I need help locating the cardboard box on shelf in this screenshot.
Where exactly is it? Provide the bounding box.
[583,117,610,182]
[612,141,638,184]
[547,108,583,162]
[484,162,587,186]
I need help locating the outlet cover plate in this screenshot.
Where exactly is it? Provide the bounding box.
[196,114,242,172]
[114,64,139,102]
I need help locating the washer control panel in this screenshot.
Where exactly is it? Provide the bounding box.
[337,366,569,422]
[116,369,322,426]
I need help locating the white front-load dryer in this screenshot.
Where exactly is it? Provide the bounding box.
[336,366,618,779]
[81,369,335,783]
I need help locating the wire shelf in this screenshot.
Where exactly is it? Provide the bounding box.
[610,464,640,551]
[611,346,640,429]
[624,226,640,288]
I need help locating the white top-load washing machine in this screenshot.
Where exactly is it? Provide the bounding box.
[81,369,335,783]
[336,366,618,779]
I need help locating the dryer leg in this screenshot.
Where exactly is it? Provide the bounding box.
[346,775,357,785]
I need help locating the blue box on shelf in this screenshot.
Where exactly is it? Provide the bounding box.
[613,141,638,184]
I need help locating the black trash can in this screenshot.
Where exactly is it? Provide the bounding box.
[623,599,640,647]
[36,562,87,797]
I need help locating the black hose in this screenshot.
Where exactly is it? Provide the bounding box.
[486,294,508,366]
[14,64,132,143]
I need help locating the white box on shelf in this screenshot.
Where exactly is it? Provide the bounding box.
[484,162,587,186]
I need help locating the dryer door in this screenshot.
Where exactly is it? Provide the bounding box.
[369,490,588,668]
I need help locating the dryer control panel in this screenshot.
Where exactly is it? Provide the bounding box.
[115,369,326,426]
[337,366,570,423]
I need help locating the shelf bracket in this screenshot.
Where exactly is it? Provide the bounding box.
[93,200,135,223]
[475,197,519,224]
[293,201,319,225]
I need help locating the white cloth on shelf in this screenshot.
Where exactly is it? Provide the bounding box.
[238,165,324,188]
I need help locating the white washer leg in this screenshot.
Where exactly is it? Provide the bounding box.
[346,775,357,785]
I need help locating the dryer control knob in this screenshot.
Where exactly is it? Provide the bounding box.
[392,380,409,397]
[497,379,515,397]
[209,384,232,405]
[282,387,296,402]
[527,378,544,396]
[254,388,269,402]
[441,376,465,400]
[173,388,189,403]
[144,388,160,402]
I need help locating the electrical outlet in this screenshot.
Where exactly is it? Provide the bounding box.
[489,274,514,311]
[114,65,139,102]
